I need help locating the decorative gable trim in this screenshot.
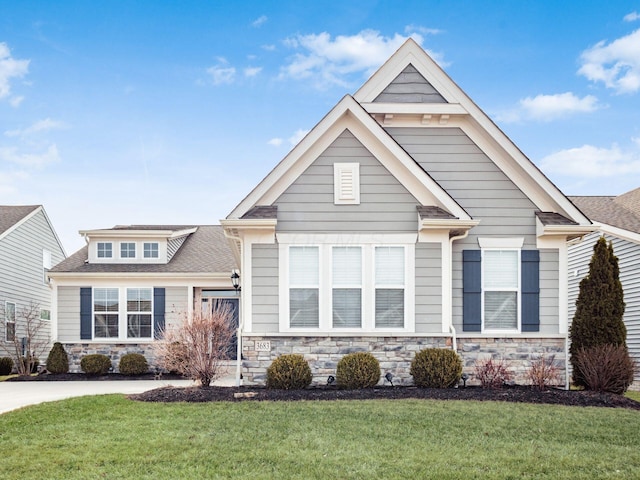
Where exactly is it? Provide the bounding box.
[334,162,360,205]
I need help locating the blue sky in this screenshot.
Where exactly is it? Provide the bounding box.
[1,1,639,253]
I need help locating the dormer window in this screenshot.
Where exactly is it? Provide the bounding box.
[144,242,159,258]
[97,242,113,258]
[120,242,136,258]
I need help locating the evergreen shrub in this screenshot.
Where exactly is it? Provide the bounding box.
[0,357,13,375]
[119,353,149,376]
[336,352,380,389]
[80,354,112,375]
[410,348,462,388]
[266,354,312,390]
[46,342,69,374]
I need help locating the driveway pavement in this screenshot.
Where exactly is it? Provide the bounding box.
[0,374,236,414]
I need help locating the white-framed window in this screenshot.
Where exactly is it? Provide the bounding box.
[482,249,520,332]
[332,246,362,328]
[126,288,153,338]
[375,246,405,328]
[281,239,414,332]
[289,246,319,328]
[40,309,51,321]
[93,288,119,338]
[97,242,113,258]
[93,287,154,339]
[120,242,136,258]
[5,301,16,342]
[143,242,159,258]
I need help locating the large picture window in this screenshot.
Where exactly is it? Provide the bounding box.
[289,246,319,328]
[93,288,119,338]
[332,246,362,328]
[375,246,405,328]
[483,250,519,330]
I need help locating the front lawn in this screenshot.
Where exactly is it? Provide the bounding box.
[0,395,638,479]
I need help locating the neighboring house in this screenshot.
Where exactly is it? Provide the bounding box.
[0,205,66,361]
[48,225,237,372]
[222,39,595,386]
[568,188,640,384]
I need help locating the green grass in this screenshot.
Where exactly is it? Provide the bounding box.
[0,396,639,479]
[626,390,640,402]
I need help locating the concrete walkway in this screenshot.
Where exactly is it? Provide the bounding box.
[0,375,236,415]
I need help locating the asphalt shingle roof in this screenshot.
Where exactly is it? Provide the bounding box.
[569,189,640,235]
[0,205,40,236]
[534,211,579,226]
[50,225,236,274]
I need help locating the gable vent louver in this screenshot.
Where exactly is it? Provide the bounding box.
[334,163,360,205]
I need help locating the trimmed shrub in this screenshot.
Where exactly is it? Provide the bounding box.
[526,355,561,390]
[410,348,462,388]
[0,357,13,375]
[119,353,149,376]
[80,354,112,376]
[336,352,380,389]
[266,354,312,390]
[474,358,512,389]
[573,344,635,394]
[46,342,69,374]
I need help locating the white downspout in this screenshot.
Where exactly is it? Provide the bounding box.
[449,231,470,353]
[224,229,244,387]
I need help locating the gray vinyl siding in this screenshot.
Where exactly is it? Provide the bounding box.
[374,64,447,104]
[0,209,65,347]
[275,129,420,233]
[251,244,279,333]
[415,243,442,333]
[539,249,559,333]
[57,285,188,341]
[569,232,640,381]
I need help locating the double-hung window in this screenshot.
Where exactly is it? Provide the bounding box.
[375,246,405,328]
[121,242,136,258]
[483,250,520,331]
[289,246,319,328]
[126,288,153,338]
[93,288,119,338]
[5,302,15,342]
[332,246,362,328]
[97,242,112,258]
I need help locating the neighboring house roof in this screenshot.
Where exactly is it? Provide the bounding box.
[241,206,278,219]
[535,212,578,226]
[569,189,640,236]
[0,205,41,237]
[50,225,236,274]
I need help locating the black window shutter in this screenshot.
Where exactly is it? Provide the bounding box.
[80,287,92,340]
[521,250,540,332]
[154,288,165,339]
[462,250,482,332]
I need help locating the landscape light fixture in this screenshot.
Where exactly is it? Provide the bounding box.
[461,373,469,388]
[230,270,241,293]
[327,375,336,386]
[384,372,394,387]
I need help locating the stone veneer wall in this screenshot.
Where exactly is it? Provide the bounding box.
[62,343,160,373]
[242,336,567,387]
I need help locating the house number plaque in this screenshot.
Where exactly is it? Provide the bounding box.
[255,341,271,352]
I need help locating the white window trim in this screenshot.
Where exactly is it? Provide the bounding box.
[120,242,137,259]
[92,287,154,341]
[5,301,16,342]
[97,242,113,258]
[143,242,159,258]
[334,162,360,205]
[481,248,521,334]
[279,240,415,333]
[332,246,363,329]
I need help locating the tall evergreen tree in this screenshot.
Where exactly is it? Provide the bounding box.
[569,236,626,385]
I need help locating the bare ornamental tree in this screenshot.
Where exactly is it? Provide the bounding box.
[0,302,50,376]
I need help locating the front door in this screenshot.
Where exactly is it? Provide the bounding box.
[201,295,239,360]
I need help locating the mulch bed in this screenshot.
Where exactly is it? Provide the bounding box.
[7,373,639,409]
[130,384,640,410]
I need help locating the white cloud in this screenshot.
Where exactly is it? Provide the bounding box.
[624,12,640,22]
[578,29,640,94]
[404,25,442,36]
[519,92,601,120]
[267,138,283,147]
[0,42,30,103]
[279,30,444,89]
[262,44,276,52]
[288,129,309,145]
[244,67,262,78]
[9,95,24,107]
[4,118,67,137]
[206,65,236,85]
[539,143,640,178]
[0,144,60,168]
[252,15,268,27]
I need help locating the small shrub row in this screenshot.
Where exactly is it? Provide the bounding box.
[0,356,13,375]
[79,353,150,376]
[410,348,462,388]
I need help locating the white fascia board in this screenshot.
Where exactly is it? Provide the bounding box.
[354,38,590,225]
[220,219,277,230]
[79,229,191,239]
[419,219,479,231]
[48,272,232,281]
[229,95,470,221]
[361,103,467,116]
[597,223,640,245]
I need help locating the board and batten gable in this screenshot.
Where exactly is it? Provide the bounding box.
[0,208,65,343]
[274,129,421,233]
[569,232,640,380]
